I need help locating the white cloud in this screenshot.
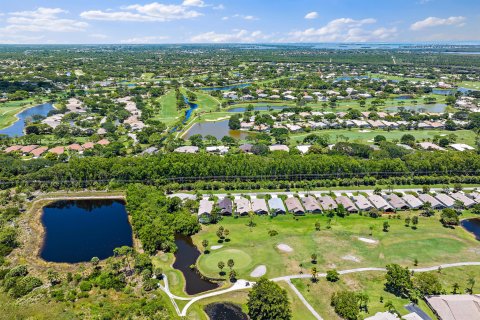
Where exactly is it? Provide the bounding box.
[120,36,169,44]
[213,4,225,10]
[182,0,205,7]
[410,16,466,30]
[90,33,108,39]
[81,2,202,22]
[190,29,269,43]
[288,18,392,42]
[232,14,258,20]
[304,12,319,20]
[3,7,88,33]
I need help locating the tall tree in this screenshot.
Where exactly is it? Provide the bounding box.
[247,278,292,320]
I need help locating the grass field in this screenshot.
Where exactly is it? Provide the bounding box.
[193,212,480,281]
[289,129,477,146]
[292,266,480,319]
[156,90,180,125]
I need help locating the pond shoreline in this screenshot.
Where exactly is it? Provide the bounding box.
[8,192,141,274]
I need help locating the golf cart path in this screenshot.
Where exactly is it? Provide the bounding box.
[159,262,480,319]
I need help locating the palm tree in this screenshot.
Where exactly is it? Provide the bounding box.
[218,261,225,275]
[452,282,460,294]
[227,259,235,270]
[202,240,209,253]
[311,267,318,282]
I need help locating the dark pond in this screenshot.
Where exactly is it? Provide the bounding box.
[173,235,219,295]
[205,302,248,320]
[432,89,453,95]
[200,84,251,91]
[184,120,250,140]
[40,199,133,263]
[228,105,288,113]
[0,103,55,137]
[461,218,480,240]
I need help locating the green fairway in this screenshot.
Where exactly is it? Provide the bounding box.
[193,212,480,281]
[290,129,476,146]
[156,90,180,125]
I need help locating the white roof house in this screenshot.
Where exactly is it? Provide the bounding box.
[251,198,269,215]
[234,197,251,216]
[174,146,199,153]
[418,193,444,209]
[351,195,374,211]
[435,193,456,208]
[418,142,446,151]
[450,192,476,208]
[268,198,286,215]
[296,145,311,154]
[269,145,290,152]
[198,199,214,221]
[450,143,475,151]
[468,192,480,203]
[402,194,424,209]
[206,146,229,154]
[368,194,394,211]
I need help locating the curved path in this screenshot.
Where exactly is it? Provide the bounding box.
[158,262,480,319]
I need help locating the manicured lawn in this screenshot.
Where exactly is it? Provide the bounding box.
[156,90,180,125]
[193,212,480,281]
[289,129,476,146]
[459,81,480,90]
[291,266,480,319]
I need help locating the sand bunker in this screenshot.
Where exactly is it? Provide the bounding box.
[277,244,293,252]
[210,245,223,250]
[358,237,379,244]
[342,255,361,262]
[250,265,267,277]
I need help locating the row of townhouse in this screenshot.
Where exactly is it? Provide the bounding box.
[196,191,480,223]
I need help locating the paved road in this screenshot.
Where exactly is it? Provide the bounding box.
[158,262,480,319]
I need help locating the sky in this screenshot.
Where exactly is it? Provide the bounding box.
[0,0,479,44]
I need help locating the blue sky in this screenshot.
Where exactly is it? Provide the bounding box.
[0,0,479,44]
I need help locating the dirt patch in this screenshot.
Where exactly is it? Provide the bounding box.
[250,265,266,277]
[277,244,293,253]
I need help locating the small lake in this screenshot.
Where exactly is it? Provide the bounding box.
[205,303,248,320]
[173,235,219,295]
[40,199,133,263]
[200,84,251,92]
[184,120,250,140]
[432,89,454,95]
[0,103,55,137]
[385,104,447,113]
[228,105,288,113]
[461,218,480,240]
[335,76,369,82]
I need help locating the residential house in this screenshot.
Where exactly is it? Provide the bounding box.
[351,195,374,211]
[30,147,48,158]
[417,194,444,209]
[425,294,480,320]
[251,198,269,215]
[301,196,322,213]
[368,194,393,212]
[435,193,455,208]
[402,194,424,209]
[268,198,286,215]
[174,146,199,154]
[285,197,305,215]
[317,195,338,211]
[234,197,251,216]
[335,196,358,213]
[384,194,409,210]
[239,143,253,153]
[198,199,214,223]
[217,198,233,216]
[49,146,65,155]
[269,145,290,152]
[450,192,476,208]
